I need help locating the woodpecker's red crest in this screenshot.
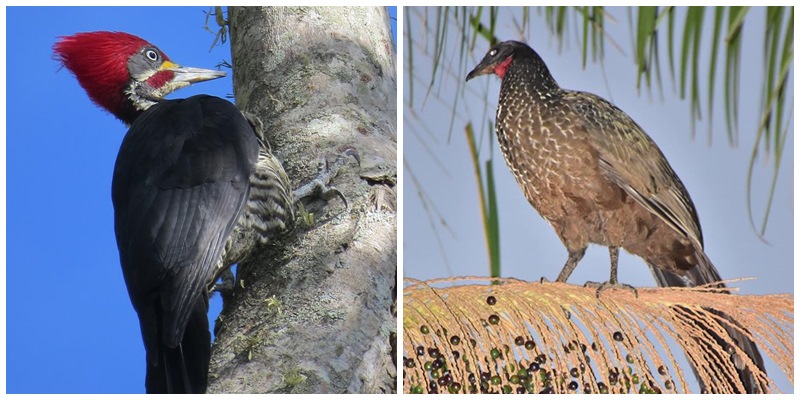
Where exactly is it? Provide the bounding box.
[54,31,225,124]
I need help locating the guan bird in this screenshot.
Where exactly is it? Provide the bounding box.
[466,40,767,393]
[53,31,299,393]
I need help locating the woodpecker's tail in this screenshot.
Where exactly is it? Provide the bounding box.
[145,296,211,394]
[648,251,767,393]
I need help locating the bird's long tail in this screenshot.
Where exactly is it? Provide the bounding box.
[648,252,766,393]
[145,296,211,394]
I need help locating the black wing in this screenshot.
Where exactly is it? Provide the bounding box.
[112,95,257,356]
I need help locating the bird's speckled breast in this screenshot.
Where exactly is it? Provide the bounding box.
[495,76,601,224]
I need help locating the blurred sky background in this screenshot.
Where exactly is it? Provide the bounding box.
[4,6,396,393]
[403,6,792,393]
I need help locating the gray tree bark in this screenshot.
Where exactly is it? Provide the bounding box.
[207,7,397,394]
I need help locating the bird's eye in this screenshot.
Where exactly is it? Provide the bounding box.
[145,49,159,61]
[489,49,497,57]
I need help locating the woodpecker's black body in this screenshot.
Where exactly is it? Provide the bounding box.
[113,95,258,393]
[467,40,766,393]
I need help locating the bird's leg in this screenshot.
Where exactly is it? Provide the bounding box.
[587,246,638,298]
[293,147,360,210]
[209,267,236,297]
[608,246,620,284]
[548,247,586,283]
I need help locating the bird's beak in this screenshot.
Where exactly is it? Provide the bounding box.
[161,60,226,84]
[465,62,493,82]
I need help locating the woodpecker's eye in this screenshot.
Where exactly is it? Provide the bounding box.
[145,49,159,61]
[489,49,498,57]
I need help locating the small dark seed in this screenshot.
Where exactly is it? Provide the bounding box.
[420,325,429,335]
[427,347,440,358]
[568,380,579,391]
[613,331,623,342]
[570,367,579,378]
[514,336,525,346]
[449,382,462,393]
[539,386,555,394]
[490,375,501,385]
[509,375,520,384]
[480,371,491,382]
[429,381,438,393]
[468,373,476,384]
[416,345,424,356]
[516,386,525,394]
[490,348,501,359]
[411,385,423,394]
[658,365,668,375]
[449,335,460,345]
[437,376,447,386]
[452,350,460,360]
[651,385,662,394]
[725,344,735,354]
[488,314,500,324]
[423,361,432,371]
[665,380,673,390]
[431,359,443,370]
[528,362,540,372]
[486,295,497,305]
[626,353,634,364]
[524,340,536,350]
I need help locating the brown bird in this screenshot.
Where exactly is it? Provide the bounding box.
[466,40,765,393]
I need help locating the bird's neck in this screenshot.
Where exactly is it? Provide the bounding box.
[126,80,160,111]
[108,80,160,125]
[499,58,561,106]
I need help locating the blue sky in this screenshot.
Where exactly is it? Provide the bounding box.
[5,6,396,394]
[403,7,792,393]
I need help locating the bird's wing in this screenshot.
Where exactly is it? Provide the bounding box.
[563,91,704,247]
[112,95,258,350]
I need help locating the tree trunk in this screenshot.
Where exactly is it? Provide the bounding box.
[208,6,397,394]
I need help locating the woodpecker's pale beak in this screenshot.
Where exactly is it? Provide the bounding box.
[161,61,226,84]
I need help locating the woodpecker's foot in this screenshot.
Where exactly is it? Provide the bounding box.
[539,276,552,284]
[584,280,639,298]
[293,147,360,210]
[210,268,236,298]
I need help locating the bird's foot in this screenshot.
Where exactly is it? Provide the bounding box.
[293,147,360,211]
[539,276,552,284]
[209,268,236,298]
[584,280,639,298]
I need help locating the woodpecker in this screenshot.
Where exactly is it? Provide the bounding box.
[467,40,766,393]
[54,31,295,393]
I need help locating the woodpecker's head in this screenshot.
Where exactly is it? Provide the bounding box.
[54,31,225,124]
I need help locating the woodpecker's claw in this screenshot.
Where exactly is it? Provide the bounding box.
[293,147,359,211]
[209,267,236,297]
